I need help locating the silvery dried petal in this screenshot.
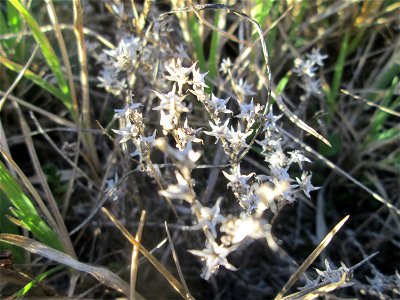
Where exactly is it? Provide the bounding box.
[192,67,208,89]
[288,150,311,169]
[307,48,328,67]
[263,106,282,132]
[153,85,188,113]
[112,122,139,143]
[159,171,195,202]
[227,123,253,150]
[114,102,143,118]
[191,198,225,237]
[296,171,320,198]
[223,164,254,188]
[159,110,175,133]
[219,57,232,74]
[189,236,238,280]
[236,78,256,97]
[204,119,231,144]
[293,58,317,78]
[165,58,195,87]
[207,94,232,115]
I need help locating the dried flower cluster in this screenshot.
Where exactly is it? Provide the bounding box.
[97,31,322,281]
[293,48,328,99]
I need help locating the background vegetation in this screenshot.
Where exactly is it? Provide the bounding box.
[0,0,399,299]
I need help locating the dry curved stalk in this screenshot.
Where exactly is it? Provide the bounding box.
[341,89,400,117]
[73,0,101,175]
[0,45,39,112]
[130,210,146,300]
[275,215,349,300]
[101,207,190,300]
[0,234,133,297]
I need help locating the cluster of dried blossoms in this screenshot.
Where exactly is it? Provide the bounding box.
[97,32,321,280]
[293,48,328,100]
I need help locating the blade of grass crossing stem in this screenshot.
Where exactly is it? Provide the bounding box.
[14,265,64,298]
[14,106,76,258]
[266,4,280,55]
[101,207,188,299]
[251,0,274,37]
[276,72,291,95]
[0,191,24,263]
[3,0,24,58]
[327,30,349,117]
[0,161,64,252]
[45,0,79,117]
[73,0,101,173]
[0,9,13,51]
[0,234,131,296]
[0,45,39,112]
[165,222,193,299]
[372,62,400,93]
[0,57,70,107]
[8,0,75,118]
[207,9,223,81]
[130,210,146,300]
[188,11,206,72]
[275,216,350,300]
[6,0,21,34]
[0,146,59,231]
[288,1,308,44]
[370,76,399,137]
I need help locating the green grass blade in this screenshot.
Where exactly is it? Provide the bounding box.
[0,161,63,252]
[188,12,207,72]
[0,10,10,48]
[371,76,399,135]
[252,0,275,36]
[208,9,222,81]
[375,126,400,141]
[9,0,71,101]
[266,4,280,56]
[6,0,22,32]
[276,72,290,95]
[0,56,70,107]
[288,1,308,44]
[15,265,64,298]
[327,30,350,115]
[0,191,24,263]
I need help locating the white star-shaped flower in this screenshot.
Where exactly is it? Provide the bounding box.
[207,94,232,115]
[204,119,231,144]
[159,171,195,202]
[296,171,320,198]
[222,164,254,189]
[189,236,238,280]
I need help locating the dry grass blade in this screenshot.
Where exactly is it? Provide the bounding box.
[101,207,189,299]
[0,91,76,128]
[12,105,76,258]
[281,273,347,300]
[73,0,101,174]
[0,23,115,49]
[274,215,349,300]
[29,113,99,190]
[274,91,332,147]
[0,145,58,232]
[130,210,146,300]
[45,0,79,116]
[0,234,130,296]
[341,89,400,117]
[0,45,39,112]
[165,222,193,300]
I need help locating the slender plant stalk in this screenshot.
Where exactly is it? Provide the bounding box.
[73,0,101,174]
